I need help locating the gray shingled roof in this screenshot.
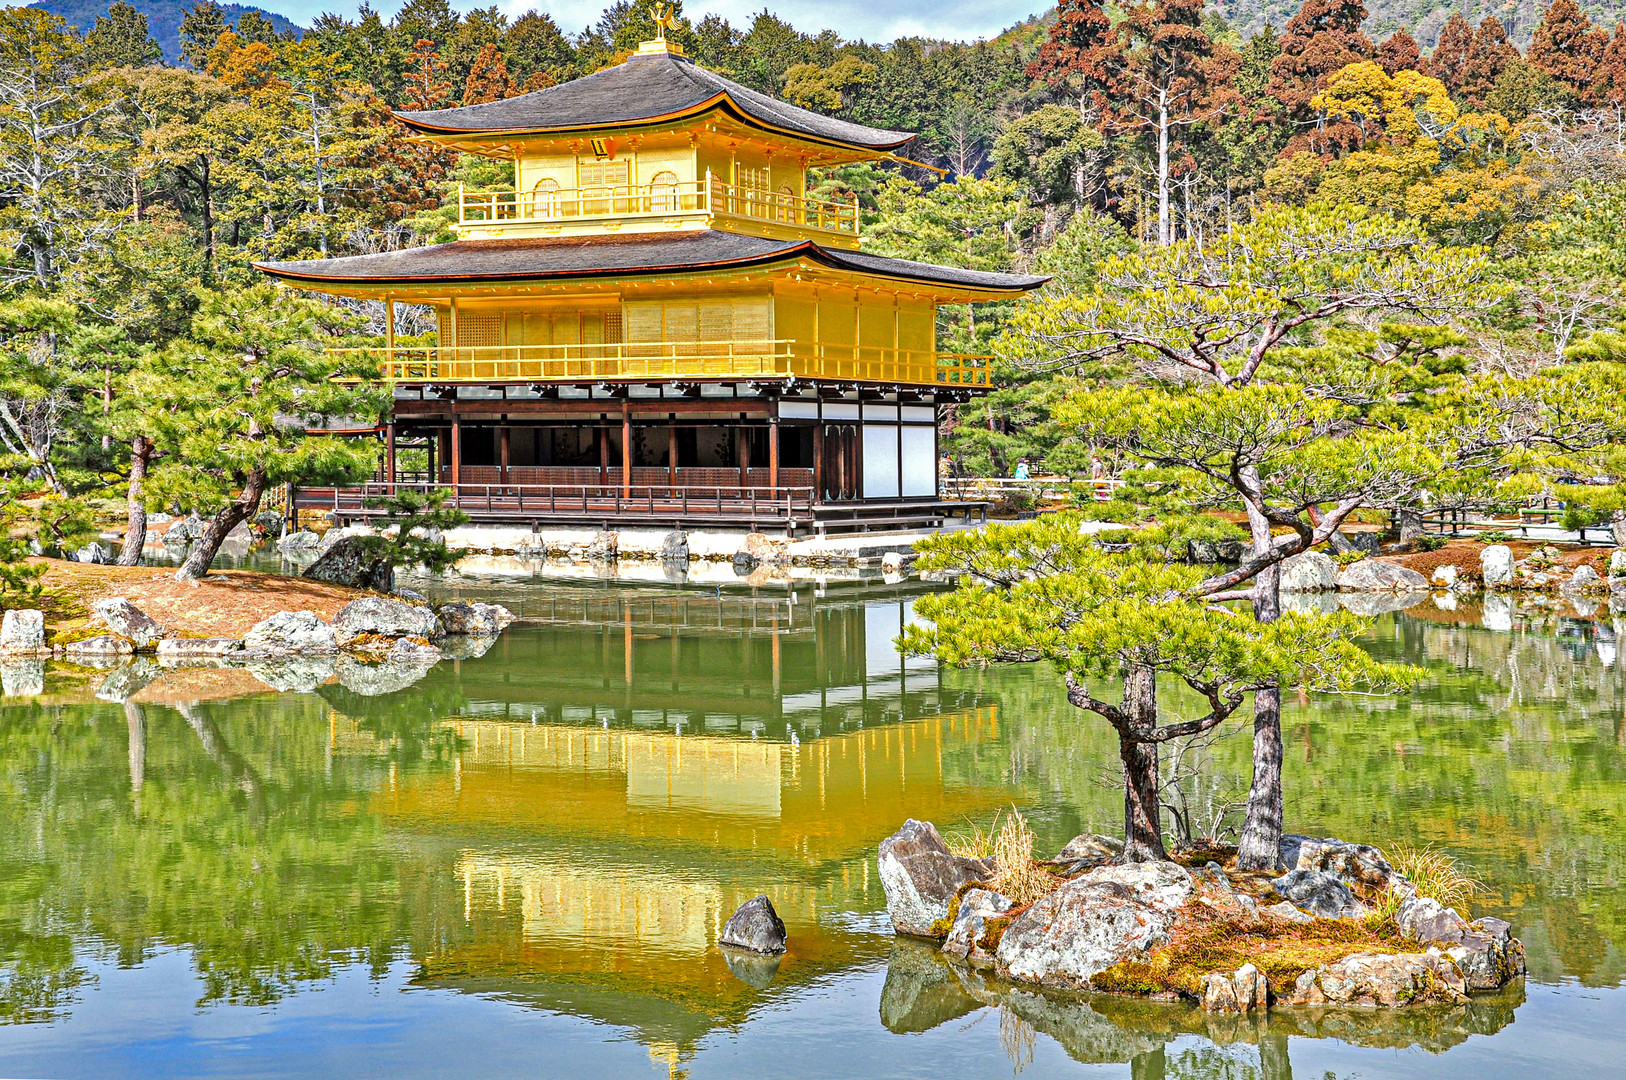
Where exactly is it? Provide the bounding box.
[395,52,914,151]
[255,231,1048,292]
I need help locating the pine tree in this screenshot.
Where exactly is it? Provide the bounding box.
[1376,29,1419,75]
[402,38,452,111]
[178,0,230,70]
[1459,17,1517,112]
[1027,0,1116,109]
[1268,0,1374,151]
[1529,0,1607,105]
[461,42,510,105]
[504,11,575,88]
[85,1,162,69]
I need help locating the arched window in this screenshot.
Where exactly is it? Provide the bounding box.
[777,184,796,224]
[530,177,560,219]
[649,170,681,212]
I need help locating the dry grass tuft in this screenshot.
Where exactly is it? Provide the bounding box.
[1090,906,1416,996]
[1387,844,1483,913]
[945,810,1003,860]
[989,807,1063,906]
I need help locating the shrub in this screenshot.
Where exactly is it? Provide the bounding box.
[1387,844,1483,913]
[1415,534,1448,551]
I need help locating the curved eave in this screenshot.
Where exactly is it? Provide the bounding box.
[393,93,916,156]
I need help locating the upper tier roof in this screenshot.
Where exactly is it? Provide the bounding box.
[395,51,915,152]
[255,231,1048,293]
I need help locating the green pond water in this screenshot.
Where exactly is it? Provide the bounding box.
[1,577,1624,1078]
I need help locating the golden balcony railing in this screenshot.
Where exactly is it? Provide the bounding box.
[458,173,860,237]
[329,340,990,387]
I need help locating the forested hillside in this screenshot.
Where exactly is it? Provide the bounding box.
[30,0,300,61]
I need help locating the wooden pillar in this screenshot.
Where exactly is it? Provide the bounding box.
[384,422,397,490]
[437,427,451,484]
[621,401,632,498]
[499,425,510,486]
[450,417,462,490]
[385,296,395,357]
[736,423,749,488]
[597,423,609,487]
[668,422,678,487]
[813,423,825,501]
[768,416,780,490]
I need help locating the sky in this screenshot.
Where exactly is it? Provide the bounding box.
[266,1,1045,44]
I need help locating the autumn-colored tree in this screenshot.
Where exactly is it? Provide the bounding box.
[1528,0,1606,105]
[461,42,509,106]
[1426,13,1475,96]
[1375,29,1418,75]
[1459,17,1517,112]
[205,32,287,100]
[401,38,453,112]
[1268,0,1374,153]
[1595,23,1626,108]
[1027,0,1117,109]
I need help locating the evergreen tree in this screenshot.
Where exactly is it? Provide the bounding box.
[1027,0,1116,109]
[1425,12,1474,97]
[1375,29,1419,75]
[1268,0,1373,152]
[401,39,453,111]
[85,1,162,70]
[462,42,510,105]
[1459,17,1516,112]
[504,12,574,89]
[1528,0,1606,106]
[178,0,230,70]
[1596,23,1626,109]
[393,0,459,46]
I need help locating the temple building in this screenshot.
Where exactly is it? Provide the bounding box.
[256,22,1046,534]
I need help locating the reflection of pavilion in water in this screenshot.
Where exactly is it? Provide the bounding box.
[425,588,963,737]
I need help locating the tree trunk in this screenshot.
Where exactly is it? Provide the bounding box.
[174,467,267,581]
[117,436,152,566]
[1237,560,1285,870]
[1611,508,1626,548]
[1157,90,1171,247]
[1118,663,1168,863]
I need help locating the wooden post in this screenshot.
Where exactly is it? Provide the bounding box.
[384,295,395,369]
[598,423,609,487]
[668,422,678,488]
[768,415,779,491]
[621,401,632,499]
[813,423,825,502]
[437,427,451,484]
[500,425,510,486]
[385,422,397,491]
[450,417,462,491]
[736,423,749,489]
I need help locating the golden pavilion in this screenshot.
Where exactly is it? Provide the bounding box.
[256,23,1046,534]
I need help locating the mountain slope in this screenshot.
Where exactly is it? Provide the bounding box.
[32,0,305,63]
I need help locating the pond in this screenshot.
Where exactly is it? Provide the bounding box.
[1,578,1623,1078]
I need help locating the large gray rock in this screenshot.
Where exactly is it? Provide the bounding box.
[436,601,514,637]
[1432,564,1459,588]
[1481,544,1514,588]
[62,635,134,667]
[660,530,689,562]
[1280,952,1468,1006]
[1562,564,1604,595]
[1201,963,1267,1013]
[1610,548,1626,581]
[740,532,788,567]
[1337,559,1430,592]
[387,638,441,662]
[72,542,110,564]
[92,598,164,650]
[243,611,338,656]
[253,509,284,535]
[585,530,618,562]
[331,596,439,645]
[877,819,993,938]
[1049,833,1123,874]
[1396,896,1526,991]
[994,861,1194,989]
[1269,870,1365,919]
[0,609,45,655]
[941,887,1012,968]
[1281,551,1338,592]
[301,535,390,591]
[1282,835,1407,891]
[718,895,788,954]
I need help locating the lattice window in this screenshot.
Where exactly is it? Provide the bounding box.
[733,298,771,343]
[604,310,623,344]
[458,313,501,348]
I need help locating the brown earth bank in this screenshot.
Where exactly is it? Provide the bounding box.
[1383,538,1611,580]
[30,558,368,640]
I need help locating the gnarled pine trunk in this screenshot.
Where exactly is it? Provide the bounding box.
[1237,559,1284,870]
[117,436,152,567]
[1118,663,1168,863]
[174,467,267,581]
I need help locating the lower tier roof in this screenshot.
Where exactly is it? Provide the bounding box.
[254,231,1048,295]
